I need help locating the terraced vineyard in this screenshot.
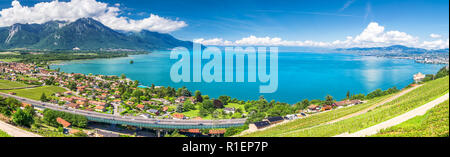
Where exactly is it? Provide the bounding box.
[243,76,449,137]
[372,100,449,137]
[242,94,392,137]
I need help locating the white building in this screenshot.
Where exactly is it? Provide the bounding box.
[413,72,426,83]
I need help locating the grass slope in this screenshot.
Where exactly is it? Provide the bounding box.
[0,86,67,100]
[372,100,449,137]
[243,94,392,137]
[281,76,449,137]
[0,80,30,89]
[0,129,11,137]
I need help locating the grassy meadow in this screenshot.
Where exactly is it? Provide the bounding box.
[0,86,67,100]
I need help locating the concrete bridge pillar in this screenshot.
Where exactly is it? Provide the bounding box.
[156,129,167,137]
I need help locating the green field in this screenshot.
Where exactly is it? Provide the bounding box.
[372,100,449,137]
[0,86,67,100]
[0,80,31,89]
[244,76,449,137]
[0,129,11,137]
[182,110,201,118]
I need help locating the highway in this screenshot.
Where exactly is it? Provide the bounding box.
[0,92,247,129]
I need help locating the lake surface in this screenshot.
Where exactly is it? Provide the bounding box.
[51,51,444,104]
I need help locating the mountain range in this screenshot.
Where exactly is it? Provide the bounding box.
[0,18,193,51]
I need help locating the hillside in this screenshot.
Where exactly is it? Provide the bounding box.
[0,18,192,51]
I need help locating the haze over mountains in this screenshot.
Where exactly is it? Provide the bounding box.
[0,18,192,51]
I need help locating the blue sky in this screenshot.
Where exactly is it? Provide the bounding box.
[0,0,448,49]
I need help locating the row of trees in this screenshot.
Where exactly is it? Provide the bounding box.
[422,66,449,82]
[43,109,88,128]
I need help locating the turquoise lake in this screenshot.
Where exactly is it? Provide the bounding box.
[50,51,444,104]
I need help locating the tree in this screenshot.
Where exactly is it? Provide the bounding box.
[259,95,265,100]
[436,66,449,79]
[40,93,48,102]
[194,90,203,103]
[176,103,183,113]
[325,95,334,106]
[202,100,215,113]
[346,91,350,100]
[120,73,126,79]
[74,131,89,137]
[232,112,243,119]
[183,100,196,112]
[177,86,192,97]
[68,82,77,91]
[198,105,208,117]
[351,93,365,100]
[213,99,224,108]
[295,99,310,110]
[212,110,222,118]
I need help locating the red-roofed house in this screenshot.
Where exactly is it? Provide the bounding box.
[209,129,226,136]
[60,97,74,103]
[89,100,107,107]
[162,106,169,112]
[172,113,185,119]
[57,117,71,128]
[21,102,32,108]
[66,103,80,109]
[73,97,88,102]
[136,104,146,110]
[94,106,106,112]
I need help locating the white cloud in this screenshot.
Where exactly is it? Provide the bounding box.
[194,22,448,50]
[0,0,187,33]
[420,38,449,50]
[430,33,442,38]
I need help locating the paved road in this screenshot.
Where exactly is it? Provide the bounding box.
[0,120,42,137]
[273,85,422,136]
[335,93,449,137]
[0,92,246,128]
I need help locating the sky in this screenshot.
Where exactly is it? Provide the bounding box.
[0,0,448,49]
